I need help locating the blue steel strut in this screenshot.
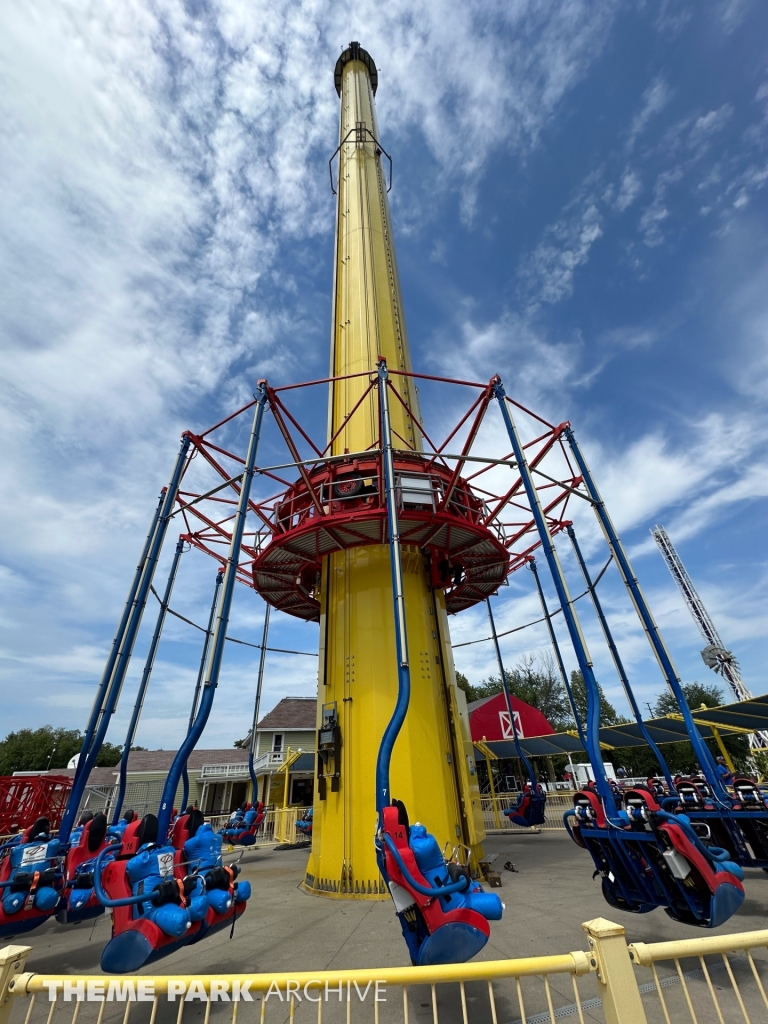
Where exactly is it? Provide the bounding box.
[71,490,165,810]
[566,524,675,792]
[112,537,186,824]
[527,557,586,746]
[375,359,411,821]
[491,380,620,822]
[181,566,224,812]
[157,384,269,839]
[484,597,537,789]
[563,427,727,802]
[60,436,192,843]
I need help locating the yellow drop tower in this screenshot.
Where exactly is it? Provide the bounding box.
[302,43,486,898]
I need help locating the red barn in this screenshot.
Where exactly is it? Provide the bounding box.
[467,693,554,743]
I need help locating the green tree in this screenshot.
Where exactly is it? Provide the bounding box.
[470,653,574,731]
[0,726,122,774]
[569,670,625,728]
[455,671,479,703]
[93,742,123,766]
[653,680,724,718]
[508,654,574,731]
[652,681,749,775]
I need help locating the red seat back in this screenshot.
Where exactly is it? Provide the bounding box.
[574,789,607,827]
[64,815,110,877]
[170,815,190,851]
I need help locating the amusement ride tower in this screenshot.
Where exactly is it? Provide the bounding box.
[33,43,753,964]
[301,44,485,897]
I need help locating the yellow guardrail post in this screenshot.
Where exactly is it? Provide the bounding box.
[0,946,31,1024]
[583,918,647,1024]
[709,725,736,771]
[475,740,501,828]
[282,747,292,809]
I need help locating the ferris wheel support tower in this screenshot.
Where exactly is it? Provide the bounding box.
[652,524,768,750]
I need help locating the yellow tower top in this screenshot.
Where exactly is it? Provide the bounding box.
[328,42,421,455]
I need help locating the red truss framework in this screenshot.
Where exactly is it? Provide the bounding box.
[172,370,591,621]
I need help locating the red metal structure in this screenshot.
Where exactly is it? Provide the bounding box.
[171,370,584,616]
[0,775,72,833]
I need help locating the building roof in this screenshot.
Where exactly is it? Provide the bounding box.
[292,753,315,773]
[473,692,768,759]
[123,749,249,772]
[256,697,316,732]
[467,692,555,741]
[42,748,248,783]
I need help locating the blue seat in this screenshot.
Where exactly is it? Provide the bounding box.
[505,786,546,827]
[0,818,63,936]
[382,802,503,966]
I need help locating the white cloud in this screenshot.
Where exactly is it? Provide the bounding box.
[639,167,683,247]
[718,0,753,33]
[688,104,734,148]
[653,1,693,39]
[614,168,642,211]
[627,77,672,150]
[727,162,768,210]
[522,202,603,304]
[588,411,766,544]
[0,0,622,736]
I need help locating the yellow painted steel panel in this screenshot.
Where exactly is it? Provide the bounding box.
[304,55,484,898]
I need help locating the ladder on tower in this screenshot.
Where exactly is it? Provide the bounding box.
[652,524,768,750]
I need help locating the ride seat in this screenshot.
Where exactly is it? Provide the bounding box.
[572,790,608,827]
[62,813,110,917]
[658,816,745,927]
[732,778,768,810]
[103,815,203,931]
[505,786,546,827]
[98,815,205,973]
[382,802,501,966]
[220,803,263,846]
[183,818,251,918]
[0,816,62,921]
[676,780,714,811]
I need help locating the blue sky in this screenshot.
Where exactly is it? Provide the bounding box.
[1,0,766,750]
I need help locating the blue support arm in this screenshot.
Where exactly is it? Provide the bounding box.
[248,603,271,804]
[60,436,192,843]
[484,597,537,789]
[73,490,165,799]
[563,427,727,801]
[566,524,675,792]
[492,381,619,821]
[374,360,411,824]
[112,538,186,824]
[156,384,269,839]
[527,557,586,745]
[181,567,223,812]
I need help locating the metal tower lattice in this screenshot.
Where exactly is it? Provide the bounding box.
[652,524,768,750]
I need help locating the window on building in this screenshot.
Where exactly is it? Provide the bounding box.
[272,734,283,752]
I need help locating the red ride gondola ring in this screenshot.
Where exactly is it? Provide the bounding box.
[252,453,510,621]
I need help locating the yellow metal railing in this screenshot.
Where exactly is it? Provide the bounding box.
[480,793,573,832]
[628,928,768,1023]
[4,918,768,1023]
[0,940,594,1024]
[211,807,300,848]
